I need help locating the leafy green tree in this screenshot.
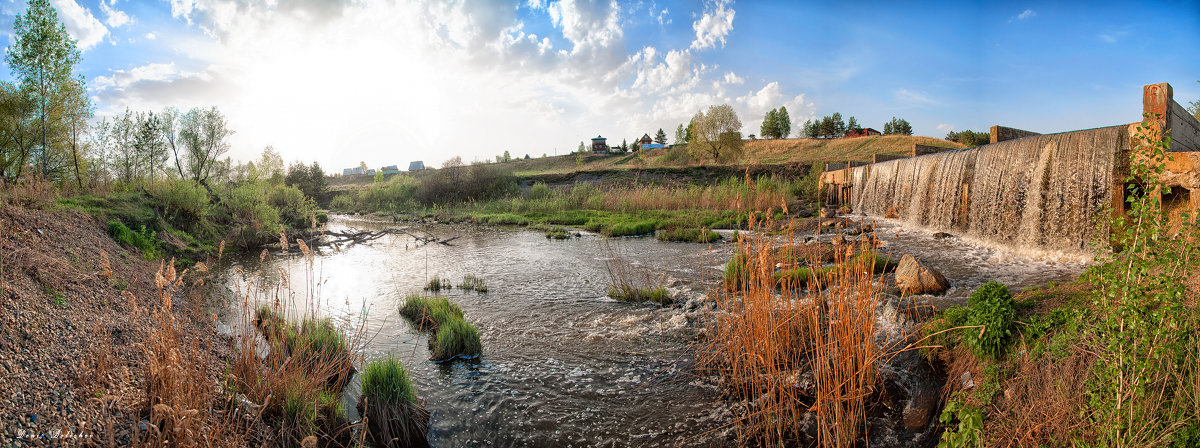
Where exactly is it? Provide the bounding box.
[946,129,989,147]
[675,124,686,144]
[803,119,818,138]
[760,108,779,139]
[6,0,90,181]
[256,146,285,183]
[179,106,234,183]
[654,128,667,144]
[0,82,37,182]
[502,150,511,162]
[689,104,743,162]
[831,112,845,138]
[775,106,791,139]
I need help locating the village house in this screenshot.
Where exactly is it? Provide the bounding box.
[844,128,882,138]
[637,133,653,146]
[591,135,609,153]
[381,165,400,175]
[408,161,425,171]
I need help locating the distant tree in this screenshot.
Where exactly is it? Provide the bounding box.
[776,106,791,139]
[179,106,233,183]
[631,141,640,152]
[654,128,668,144]
[1189,80,1199,121]
[803,119,818,138]
[577,141,585,154]
[257,146,284,182]
[831,112,845,138]
[945,130,989,147]
[307,161,328,197]
[133,111,167,179]
[685,121,694,144]
[884,117,913,136]
[621,138,628,152]
[7,0,90,181]
[442,156,463,169]
[846,116,862,135]
[760,108,779,139]
[502,150,511,162]
[689,104,743,162]
[359,160,369,172]
[675,124,686,144]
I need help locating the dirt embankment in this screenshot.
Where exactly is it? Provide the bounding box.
[0,203,234,444]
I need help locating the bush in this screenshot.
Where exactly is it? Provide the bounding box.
[329,194,356,212]
[529,182,550,200]
[268,183,316,228]
[220,183,281,247]
[108,220,162,259]
[961,281,1016,358]
[149,179,209,222]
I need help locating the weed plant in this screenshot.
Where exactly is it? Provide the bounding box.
[607,285,672,305]
[457,275,489,293]
[399,295,482,360]
[423,275,452,291]
[360,356,430,447]
[655,227,721,243]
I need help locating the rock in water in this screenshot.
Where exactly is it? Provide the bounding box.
[885,206,900,219]
[819,208,835,219]
[902,386,940,429]
[894,254,949,295]
[933,232,953,239]
[837,205,852,214]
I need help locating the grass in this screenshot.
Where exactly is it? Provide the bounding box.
[399,294,482,360]
[108,220,162,260]
[423,275,453,292]
[360,355,429,447]
[655,227,721,243]
[457,275,489,293]
[544,226,577,239]
[607,285,672,305]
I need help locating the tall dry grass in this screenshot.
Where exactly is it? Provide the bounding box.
[702,215,884,446]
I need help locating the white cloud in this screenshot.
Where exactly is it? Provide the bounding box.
[48,0,107,51]
[937,123,955,133]
[723,71,744,85]
[656,7,670,25]
[145,32,157,40]
[100,0,131,28]
[690,0,734,50]
[1009,8,1036,23]
[1098,29,1130,43]
[895,88,937,105]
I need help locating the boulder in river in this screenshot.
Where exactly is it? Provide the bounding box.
[837,205,852,214]
[819,208,836,219]
[932,232,953,239]
[884,206,900,219]
[894,254,949,295]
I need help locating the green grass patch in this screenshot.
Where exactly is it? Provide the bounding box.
[423,275,453,292]
[361,355,418,405]
[107,220,162,260]
[607,219,658,237]
[656,227,721,243]
[544,226,577,240]
[607,285,672,305]
[398,295,482,360]
[457,275,489,293]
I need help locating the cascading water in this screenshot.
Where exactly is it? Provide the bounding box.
[849,125,1129,258]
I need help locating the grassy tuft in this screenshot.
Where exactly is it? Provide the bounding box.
[423,275,453,292]
[457,275,489,293]
[361,355,418,405]
[655,227,722,243]
[108,220,162,260]
[608,285,672,305]
[399,295,482,361]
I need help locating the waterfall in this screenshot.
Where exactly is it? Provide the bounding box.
[849,125,1128,258]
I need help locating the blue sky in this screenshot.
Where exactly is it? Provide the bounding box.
[1,0,1197,169]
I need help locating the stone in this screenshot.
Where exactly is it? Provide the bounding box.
[902,387,939,428]
[885,206,900,219]
[933,232,953,239]
[894,254,950,295]
[819,208,835,219]
[837,205,852,214]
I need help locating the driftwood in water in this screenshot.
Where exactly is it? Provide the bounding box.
[299,227,459,247]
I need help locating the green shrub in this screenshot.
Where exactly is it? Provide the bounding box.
[108,220,162,260]
[399,295,463,330]
[329,194,356,212]
[220,183,281,247]
[149,179,209,222]
[608,219,656,237]
[529,182,551,200]
[961,281,1016,358]
[268,183,317,228]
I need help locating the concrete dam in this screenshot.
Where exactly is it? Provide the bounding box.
[820,82,1200,258]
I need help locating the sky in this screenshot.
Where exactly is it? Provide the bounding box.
[1,0,1198,171]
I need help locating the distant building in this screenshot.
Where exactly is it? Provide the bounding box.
[638,133,653,146]
[343,167,366,176]
[381,165,400,175]
[408,161,426,171]
[367,169,377,175]
[591,135,609,153]
[844,128,882,138]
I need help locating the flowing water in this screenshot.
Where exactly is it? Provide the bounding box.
[848,125,1128,261]
[218,211,1091,446]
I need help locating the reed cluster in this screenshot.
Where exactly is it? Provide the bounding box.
[703,217,884,446]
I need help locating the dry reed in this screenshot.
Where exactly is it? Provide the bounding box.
[702,215,883,446]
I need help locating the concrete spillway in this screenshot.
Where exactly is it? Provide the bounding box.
[845,126,1127,257]
[821,82,1200,259]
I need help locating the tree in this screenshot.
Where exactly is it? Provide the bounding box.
[945,129,989,147]
[179,106,234,183]
[7,0,90,181]
[502,150,511,162]
[577,141,585,154]
[846,116,862,135]
[1189,80,1199,121]
[620,138,628,153]
[775,106,791,139]
[760,108,779,139]
[654,128,668,144]
[803,119,818,139]
[675,124,686,145]
[689,104,744,162]
[257,146,284,183]
[884,117,913,136]
[0,82,37,183]
[831,112,845,138]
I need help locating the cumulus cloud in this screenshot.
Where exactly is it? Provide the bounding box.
[937,123,955,133]
[895,88,937,105]
[1009,8,1036,22]
[690,0,734,50]
[145,32,157,40]
[100,0,131,28]
[723,72,744,85]
[48,0,107,51]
